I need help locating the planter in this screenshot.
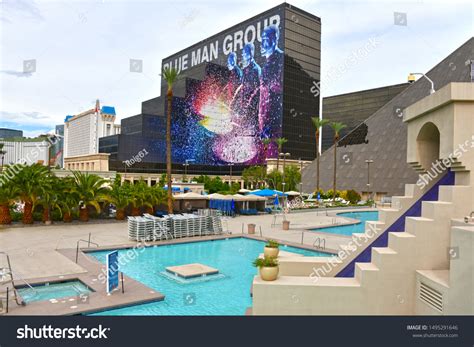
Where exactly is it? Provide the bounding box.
[79,208,89,222]
[116,209,126,221]
[63,212,73,223]
[264,246,279,258]
[131,207,141,216]
[248,223,256,234]
[282,220,290,230]
[259,266,279,281]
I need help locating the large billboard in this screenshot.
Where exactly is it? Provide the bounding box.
[162,8,285,165]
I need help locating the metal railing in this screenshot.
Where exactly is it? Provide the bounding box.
[75,236,99,263]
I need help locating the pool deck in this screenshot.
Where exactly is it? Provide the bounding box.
[0,208,375,315]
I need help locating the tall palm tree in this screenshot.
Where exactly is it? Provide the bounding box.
[161,66,180,214]
[311,117,330,192]
[329,122,347,201]
[0,169,19,224]
[261,138,272,163]
[12,164,49,224]
[72,171,108,222]
[274,137,288,171]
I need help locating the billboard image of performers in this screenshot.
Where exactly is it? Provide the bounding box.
[172,23,284,165]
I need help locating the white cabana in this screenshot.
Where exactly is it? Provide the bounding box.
[285,191,301,196]
[174,192,208,200]
[238,188,251,194]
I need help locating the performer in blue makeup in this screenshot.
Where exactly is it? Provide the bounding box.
[239,42,261,136]
[259,24,284,142]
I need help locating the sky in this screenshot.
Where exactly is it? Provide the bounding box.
[1,0,473,138]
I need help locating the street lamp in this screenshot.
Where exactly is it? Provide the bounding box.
[279,152,291,192]
[298,158,303,194]
[408,73,435,94]
[365,159,374,201]
[183,159,194,182]
[229,163,234,184]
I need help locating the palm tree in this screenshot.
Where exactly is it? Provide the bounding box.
[0,169,19,224]
[311,117,330,192]
[130,180,153,216]
[274,137,288,171]
[161,66,180,214]
[72,171,108,222]
[107,175,131,220]
[329,122,347,201]
[261,138,272,163]
[38,175,61,224]
[57,177,79,223]
[12,164,49,224]
[283,165,301,191]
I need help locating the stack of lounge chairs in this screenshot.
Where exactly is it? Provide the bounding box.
[127,213,224,241]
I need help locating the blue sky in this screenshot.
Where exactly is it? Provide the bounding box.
[1,0,473,137]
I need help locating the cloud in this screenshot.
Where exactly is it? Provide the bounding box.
[0,70,33,78]
[1,0,44,23]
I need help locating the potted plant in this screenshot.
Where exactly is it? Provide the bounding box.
[264,239,280,258]
[253,256,279,281]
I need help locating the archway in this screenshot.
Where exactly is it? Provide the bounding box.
[416,122,440,172]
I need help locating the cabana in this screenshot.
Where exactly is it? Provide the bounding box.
[208,194,235,216]
[285,190,302,201]
[239,194,266,214]
[173,192,208,212]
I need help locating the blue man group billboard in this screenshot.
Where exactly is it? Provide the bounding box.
[162,8,285,165]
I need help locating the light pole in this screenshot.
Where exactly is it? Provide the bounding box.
[183,159,194,182]
[365,159,374,201]
[298,158,303,194]
[229,163,234,185]
[279,152,290,192]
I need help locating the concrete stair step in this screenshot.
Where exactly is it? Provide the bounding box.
[438,185,472,203]
[405,216,434,236]
[388,232,416,253]
[355,262,379,285]
[421,201,453,220]
[404,184,417,197]
[372,247,397,269]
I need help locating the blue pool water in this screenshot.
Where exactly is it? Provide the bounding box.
[310,211,379,236]
[18,281,91,303]
[88,238,331,316]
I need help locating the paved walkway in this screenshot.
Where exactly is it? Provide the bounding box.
[0,208,375,281]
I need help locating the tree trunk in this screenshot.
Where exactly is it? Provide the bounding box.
[79,207,89,222]
[63,212,72,223]
[22,201,34,224]
[145,206,153,215]
[42,207,51,223]
[276,155,280,171]
[166,91,173,214]
[333,137,338,201]
[0,204,12,224]
[131,206,140,216]
[116,208,125,220]
[316,130,320,192]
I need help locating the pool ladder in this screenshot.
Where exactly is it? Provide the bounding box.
[0,251,28,312]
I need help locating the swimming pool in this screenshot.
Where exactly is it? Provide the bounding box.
[88,238,331,316]
[18,280,91,303]
[309,211,379,236]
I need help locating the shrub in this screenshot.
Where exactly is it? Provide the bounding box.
[253,257,278,268]
[346,189,362,204]
[265,240,279,248]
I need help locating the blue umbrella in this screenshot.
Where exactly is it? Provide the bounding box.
[273,195,279,206]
